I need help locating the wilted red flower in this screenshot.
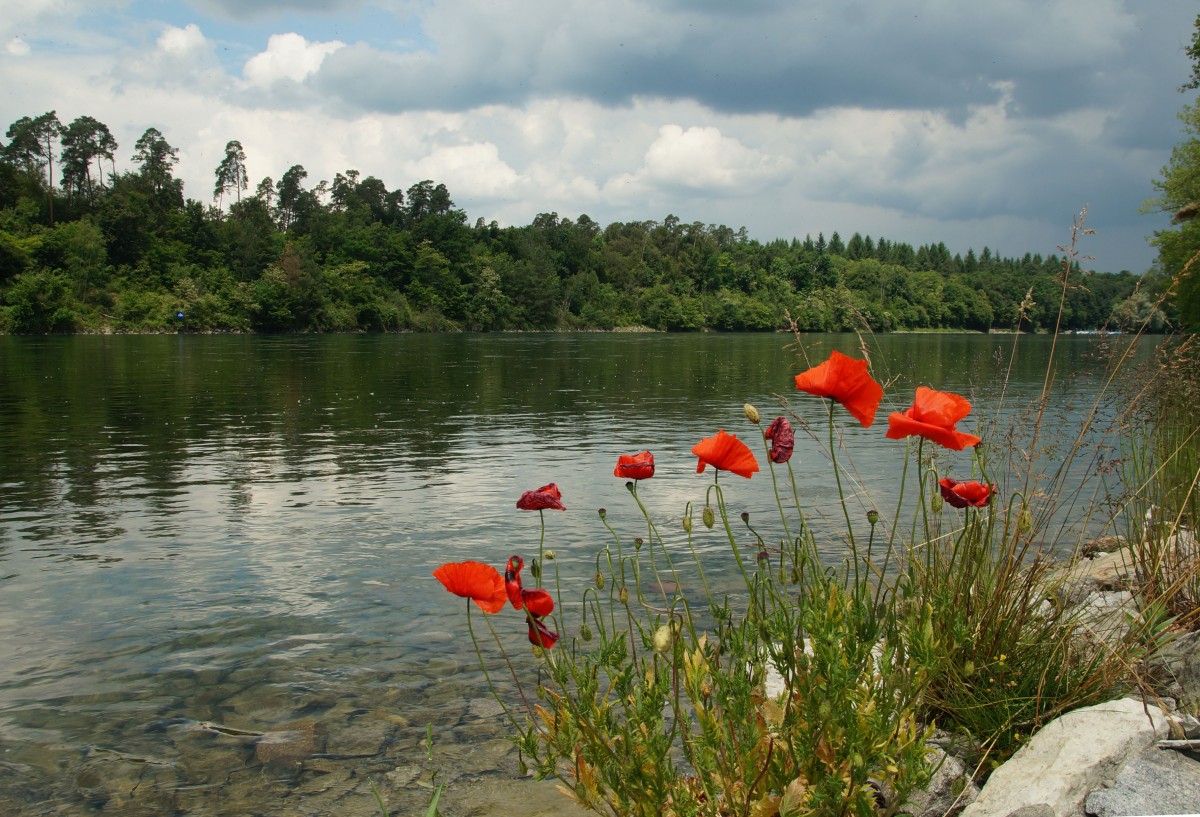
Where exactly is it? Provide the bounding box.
[793,350,884,428]
[503,554,556,616]
[938,477,996,509]
[527,616,560,649]
[516,483,566,511]
[692,430,759,479]
[614,451,655,480]
[764,417,795,464]
[886,387,982,451]
[504,555,526,609]
[432,561,508,613]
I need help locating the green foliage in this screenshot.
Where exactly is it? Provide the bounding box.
[0,111,1148,334]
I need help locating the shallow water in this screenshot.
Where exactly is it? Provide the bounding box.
[0,332,1152,815]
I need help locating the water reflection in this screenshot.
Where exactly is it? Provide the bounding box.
[0,332,1155,815]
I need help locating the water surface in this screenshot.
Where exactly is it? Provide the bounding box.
[0,332,1151,815]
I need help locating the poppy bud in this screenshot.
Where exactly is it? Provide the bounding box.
[619,586,629,605]
[790,567,802,584]
[625,481,635,492]
[598,508,607,519]
[530,559,542,581]
[595,571,605,589]
[1019,508,1033,533]
[580,623,593,642]
[757,549,770,563]
[866,510,879,526]
[652,625,675,655]
[743,403,761,424]
[741,511,750,524]
[544,549,556,561]
[634,537,643,550]
[682,512,693,532]
[931,495,944,513]
[702,506,715,529]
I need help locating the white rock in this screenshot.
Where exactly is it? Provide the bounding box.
[960,697,1168,817]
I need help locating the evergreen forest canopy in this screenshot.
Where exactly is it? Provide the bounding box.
[0,113,1164,334]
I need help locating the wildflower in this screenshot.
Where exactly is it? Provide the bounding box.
[516,483,566,511]
[764,416,795,463]
[528,615,559,649]
[692,429,759,478]
[886,387,981,450]
[793,350,884,428]
[432,561,508,613]
[938,477,996,509]
[504,554,555,615]
[614,451,655,480]
[743,403,761,424]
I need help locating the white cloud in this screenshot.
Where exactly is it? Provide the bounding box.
[243,33,344,87]
[5,37,30,56]
[405,142,521,199]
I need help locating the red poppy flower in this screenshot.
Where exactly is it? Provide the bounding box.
[432,561,508,613]
[504,555,526,610]
[764,417,795,464]
[502,555,555,615]
[614,451,655,480]
[527,615,560,649]
[793,350,884,428]
[692,430,759,479]
[938,478,996,509]
[886,387,982,451]
[516,483,566,511]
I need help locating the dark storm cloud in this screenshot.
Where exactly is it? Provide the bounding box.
[305,0,1185,122]
[188,0,369,23]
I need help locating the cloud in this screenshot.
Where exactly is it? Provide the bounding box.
[405,142,521,200]
[243,32,344,87]
[5,37,30,56]
[189,0,369,23]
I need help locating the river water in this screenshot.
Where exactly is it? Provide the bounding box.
[0,332,1153,816]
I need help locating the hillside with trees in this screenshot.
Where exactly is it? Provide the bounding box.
[0,114,1163,334]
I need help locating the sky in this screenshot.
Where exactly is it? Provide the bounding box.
[1,0,1196,273]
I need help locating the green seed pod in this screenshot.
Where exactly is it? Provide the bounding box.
[580,623,593,642]
[598,507,607,519]
[618,586,629,605]
[931,494,944,513]
[702,506,715,529]
[1019,508,1033,533]
[866,509,880,525]
[682,512,693,532]
[634,537,643,551]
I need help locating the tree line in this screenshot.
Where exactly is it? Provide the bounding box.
[0,112,1166,334]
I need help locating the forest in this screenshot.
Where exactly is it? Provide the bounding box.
[0,112,1168,334]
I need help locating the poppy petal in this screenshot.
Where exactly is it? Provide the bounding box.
[939,477,995,508]
[764,417,795,464]
[885,413,982,451]
[614,451,655,480]
[516,483,566,511]
[521,588,555,617]
[504,555,525,610]
[433,561,508,613]
[692,430,759,478]
[527,616,559,649]
[910,387,973,428]
[793,351,884,428]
